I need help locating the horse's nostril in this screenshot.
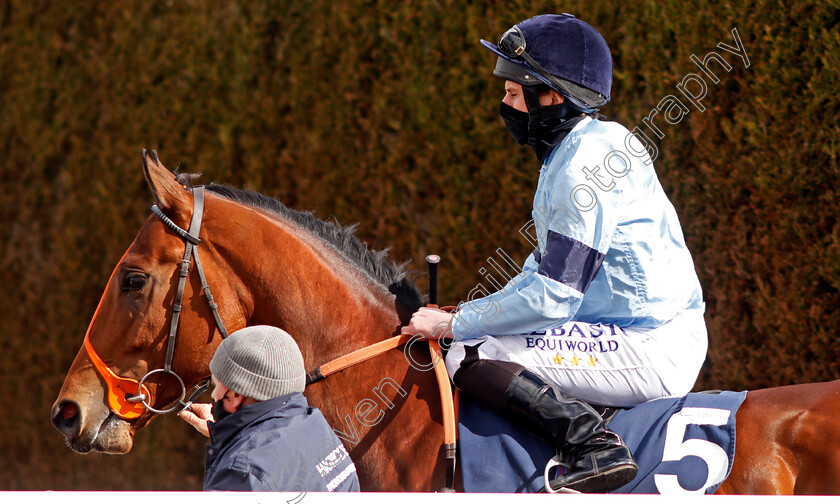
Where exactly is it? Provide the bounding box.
[61,402,79,420]
[52,400,81,435]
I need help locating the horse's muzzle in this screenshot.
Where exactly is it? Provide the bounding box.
[52,399,136,453]
[51,399,99,453]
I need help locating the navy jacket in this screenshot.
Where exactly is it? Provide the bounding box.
[204,392,360,492]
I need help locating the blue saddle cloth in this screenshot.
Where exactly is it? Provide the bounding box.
[458,390,747,494]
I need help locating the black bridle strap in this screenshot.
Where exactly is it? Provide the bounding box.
[143,186,229,410]
[126,186,229,413]
[193,246,229,340]
[156,187,205,373]
[152,202,201,245]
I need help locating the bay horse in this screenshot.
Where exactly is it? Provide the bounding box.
[52,151,840,494]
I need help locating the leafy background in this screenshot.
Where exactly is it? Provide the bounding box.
[1,0,838,490]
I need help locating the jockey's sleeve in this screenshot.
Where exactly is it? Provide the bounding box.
[450,153,622,340]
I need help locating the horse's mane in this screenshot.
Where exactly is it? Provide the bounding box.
[177,174,425,315]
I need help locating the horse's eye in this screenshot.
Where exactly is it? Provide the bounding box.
[122,273,148,291]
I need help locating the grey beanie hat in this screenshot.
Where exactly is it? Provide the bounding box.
[209,325,305,400]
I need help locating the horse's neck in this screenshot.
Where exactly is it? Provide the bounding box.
[214,206,443,490]
[224,211,403,360]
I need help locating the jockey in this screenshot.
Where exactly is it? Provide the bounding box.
[404,13,707,492]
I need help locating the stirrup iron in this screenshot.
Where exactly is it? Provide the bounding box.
[544,455,580,494]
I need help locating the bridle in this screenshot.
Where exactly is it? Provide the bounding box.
[84,186,229,419]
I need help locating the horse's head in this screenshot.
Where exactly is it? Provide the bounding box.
[51,151,244,453]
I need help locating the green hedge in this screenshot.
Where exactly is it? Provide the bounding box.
[1,0,837,490]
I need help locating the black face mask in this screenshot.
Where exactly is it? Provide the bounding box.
[499,98,586,163]
[499,102,531,145]
[211,398,233,423]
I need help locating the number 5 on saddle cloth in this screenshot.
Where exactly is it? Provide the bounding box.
[458,390,746,494]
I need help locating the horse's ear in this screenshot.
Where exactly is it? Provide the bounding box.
[142,149,190,213]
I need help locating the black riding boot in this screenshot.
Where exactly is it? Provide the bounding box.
[452,351,637,493]
[503,368,638,493]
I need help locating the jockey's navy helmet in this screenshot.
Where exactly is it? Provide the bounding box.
[482,13,613,111]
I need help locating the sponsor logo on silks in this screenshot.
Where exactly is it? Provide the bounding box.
[526,322,629,339]
[525,322,629,367]
[526,337,619,353]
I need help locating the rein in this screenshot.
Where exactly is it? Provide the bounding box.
[305,314,459,492]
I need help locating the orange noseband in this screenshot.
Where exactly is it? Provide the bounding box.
[85,332,151,420]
